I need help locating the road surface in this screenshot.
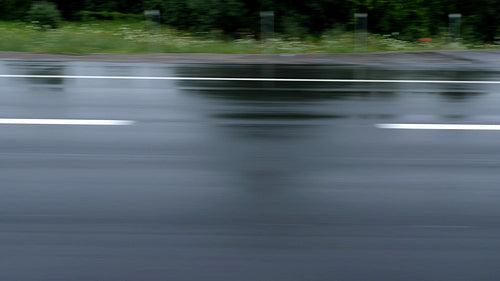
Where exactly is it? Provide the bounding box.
[1,55,500,280]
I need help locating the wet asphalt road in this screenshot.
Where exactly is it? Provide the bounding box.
[1,59,500,281]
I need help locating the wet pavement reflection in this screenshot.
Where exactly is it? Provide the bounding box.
[1,60,500,281]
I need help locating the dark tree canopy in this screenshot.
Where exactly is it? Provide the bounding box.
[1,0,498,41]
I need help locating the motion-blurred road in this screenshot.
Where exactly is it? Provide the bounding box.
[1,56,500,280]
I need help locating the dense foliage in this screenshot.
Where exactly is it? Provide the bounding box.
[26,1,62,29]
[0,0,498,41]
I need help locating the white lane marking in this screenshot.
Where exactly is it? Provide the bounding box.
[376,123,500,130]
[0,118,134,125]
[0,74,499,84]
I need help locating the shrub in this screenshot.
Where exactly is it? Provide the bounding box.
[26,1,62,30]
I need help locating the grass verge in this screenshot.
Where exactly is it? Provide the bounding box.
[0,20,498,54]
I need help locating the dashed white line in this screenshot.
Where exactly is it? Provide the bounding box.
[376,123,500,130]
[0,118,134,125]
[0,74,499,84]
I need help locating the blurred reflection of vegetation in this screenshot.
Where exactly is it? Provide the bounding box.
[439,91,484,101]
[187,88,397,102]
[8,62,66,86]
[214,113,345,120]
[175,65,398,102]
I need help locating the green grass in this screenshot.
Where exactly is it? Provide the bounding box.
[0,20,498,54]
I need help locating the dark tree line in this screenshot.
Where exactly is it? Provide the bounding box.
[1,0,498,41]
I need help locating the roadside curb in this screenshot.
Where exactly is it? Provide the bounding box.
[0,50,499,70]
